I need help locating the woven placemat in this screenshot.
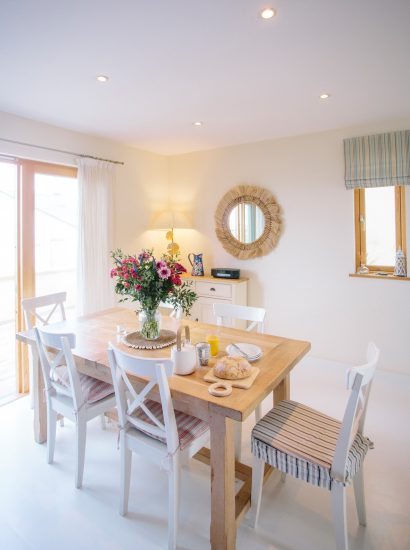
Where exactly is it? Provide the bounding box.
[122,329,177,350]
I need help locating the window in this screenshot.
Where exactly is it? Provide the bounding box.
[354,186,406,272]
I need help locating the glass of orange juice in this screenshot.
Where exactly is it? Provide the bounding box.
[206,334,219,356]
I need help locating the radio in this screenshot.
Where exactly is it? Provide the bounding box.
[211,268,240,279]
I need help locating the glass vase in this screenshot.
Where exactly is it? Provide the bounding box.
[139,309,161,340]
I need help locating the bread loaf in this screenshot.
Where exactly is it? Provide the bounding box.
[214,355,252,380]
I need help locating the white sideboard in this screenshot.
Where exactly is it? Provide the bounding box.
[184,275,248,328]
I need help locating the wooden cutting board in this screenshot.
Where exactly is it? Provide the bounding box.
[203,366,260,389]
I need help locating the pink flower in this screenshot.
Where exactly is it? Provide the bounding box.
[156,260,167,270]
[134,284,142,290]
[110,268,117,278]
[123,282,130,288]
[158,266,171,279]
[123,273,129,280]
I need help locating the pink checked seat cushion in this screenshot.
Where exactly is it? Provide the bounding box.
[54,366,114,404]
[130,399,209,451]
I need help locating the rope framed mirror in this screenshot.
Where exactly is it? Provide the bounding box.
[215,185,282,259]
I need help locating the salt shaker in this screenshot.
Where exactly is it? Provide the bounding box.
[196,342,210,366]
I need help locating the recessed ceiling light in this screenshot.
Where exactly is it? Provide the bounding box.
[260,7,276,19]
[96,75,109,82]
[193,121,203,127]
[320,93,330,99]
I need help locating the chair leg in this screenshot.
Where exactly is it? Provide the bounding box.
[247,455,265,528]
[47,407,57,464]
[331,481,348,550]
[100,414,106,430]
[234,422,242,461]
[75,414,87,489]
[120,441,132,516]
[353,467,367,526]
[168,454,180,550]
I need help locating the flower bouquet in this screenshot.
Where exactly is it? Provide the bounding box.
[110,249,197,340]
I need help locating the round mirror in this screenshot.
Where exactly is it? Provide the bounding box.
[215,184,282,259]
[228,202,265,243]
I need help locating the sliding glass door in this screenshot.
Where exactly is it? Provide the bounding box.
[0,161,17,404]
[0,158,77,401]
[34,170,78,318]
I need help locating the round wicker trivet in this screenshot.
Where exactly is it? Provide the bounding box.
[122,330,177,350]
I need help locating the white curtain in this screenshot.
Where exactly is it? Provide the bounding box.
[76,158,115,315]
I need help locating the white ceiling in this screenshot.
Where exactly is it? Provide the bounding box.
[1,0,409,155]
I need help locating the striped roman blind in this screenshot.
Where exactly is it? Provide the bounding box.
[344,130,410,189]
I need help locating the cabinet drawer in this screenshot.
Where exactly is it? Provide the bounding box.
[195,281,232,299]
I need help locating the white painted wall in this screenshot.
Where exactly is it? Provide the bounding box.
[169,120,410,374]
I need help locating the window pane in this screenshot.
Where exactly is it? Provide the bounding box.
[365,187,396,266]
[35,174,78,318]
[0,162,17,403]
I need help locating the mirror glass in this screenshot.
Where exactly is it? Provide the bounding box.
[228,202,265,243]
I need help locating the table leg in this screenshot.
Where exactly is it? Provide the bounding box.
[273,374,290,405]
[33,350,47,444]
[209,412,236,550]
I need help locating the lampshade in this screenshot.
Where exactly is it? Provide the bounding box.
[150,211,192,230]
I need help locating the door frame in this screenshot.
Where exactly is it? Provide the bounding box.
[16,159,77,393]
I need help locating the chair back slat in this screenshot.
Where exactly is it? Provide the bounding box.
[22,292,67,330]
[332,342,380,482]
[108,344,179,453]
[213,303,266,333]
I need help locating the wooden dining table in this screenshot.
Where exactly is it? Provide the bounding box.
[16,307,310,550]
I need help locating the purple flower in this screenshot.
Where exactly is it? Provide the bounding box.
[158,266,171,279]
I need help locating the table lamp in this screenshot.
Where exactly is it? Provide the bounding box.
[150,211,192,258]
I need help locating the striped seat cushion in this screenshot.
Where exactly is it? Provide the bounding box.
[251,400,372,490]
[54,366,114,404]
[129,399,209,451]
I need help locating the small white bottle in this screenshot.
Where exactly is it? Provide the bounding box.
[394,249,407,277]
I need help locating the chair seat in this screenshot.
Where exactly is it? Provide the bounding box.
[129,399,209,451]
[54,366,114,404]
[251,400,372,490]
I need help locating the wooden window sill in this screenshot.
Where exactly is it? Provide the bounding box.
[349,272,410,281]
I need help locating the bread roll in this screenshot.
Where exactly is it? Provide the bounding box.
[214,355,252,380]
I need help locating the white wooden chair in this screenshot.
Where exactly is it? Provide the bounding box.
[213,302,266,459]
[22,292,67,408]
[108,344,210,550]
[248,343,380,550]
[214,302,266,334]
[34,327,116,488]
[159,301,183,320]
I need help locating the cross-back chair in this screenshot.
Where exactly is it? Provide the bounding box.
[213,302,266,333]
[108,344,210,550]
[21,292,67,407]
[34,327,115,488]
[159,301,183,320]
[213,302,267,459]
[248,342,380,550]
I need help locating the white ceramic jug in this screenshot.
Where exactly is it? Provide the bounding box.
[171,325,197,375]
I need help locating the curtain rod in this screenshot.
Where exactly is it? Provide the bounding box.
[0,137,125,165]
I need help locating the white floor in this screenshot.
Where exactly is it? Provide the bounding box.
[1,356,409,550]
